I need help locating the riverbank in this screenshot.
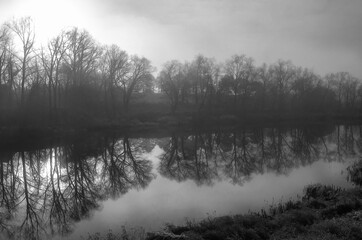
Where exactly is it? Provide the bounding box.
[1,112,361,151]
[86,184,362,240]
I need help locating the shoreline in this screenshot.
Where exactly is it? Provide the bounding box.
[147,184,362,240]
[86,184,362,240]
[1,112,361,144]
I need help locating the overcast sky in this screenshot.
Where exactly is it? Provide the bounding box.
[0,0,361,77]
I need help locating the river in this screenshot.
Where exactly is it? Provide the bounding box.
[0,124,360,239]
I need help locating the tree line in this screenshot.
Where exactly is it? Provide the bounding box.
[0,17,154,127]
[0,17,361,128]
[158,55,361,116]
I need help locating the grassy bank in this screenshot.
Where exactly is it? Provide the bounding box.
[86,184,362,240]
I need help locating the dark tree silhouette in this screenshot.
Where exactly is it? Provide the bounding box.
[6,17,35,108]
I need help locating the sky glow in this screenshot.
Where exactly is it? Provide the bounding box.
[1,0,361,77]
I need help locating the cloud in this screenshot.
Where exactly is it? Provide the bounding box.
[1,0,361,77]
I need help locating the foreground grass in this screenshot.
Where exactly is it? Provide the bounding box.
[85,184,362,240]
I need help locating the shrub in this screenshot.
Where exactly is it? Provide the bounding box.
[303,184,341,200]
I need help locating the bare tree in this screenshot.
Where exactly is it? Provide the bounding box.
[158,60,184,113]
[121,55,154,110]
[7,17,35,107]
[269,60,296,112]
[326,72,359,111]
[63,28,101,87]
[222,54,254,107]
[40,32,67,119]
[291,67,320,111]
[0,24,14,111]
[188,55,219,109]
[255,63,271,111]
[0,25,10,85]
[100,44,129,117]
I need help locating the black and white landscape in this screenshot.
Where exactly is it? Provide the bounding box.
[0,1,362,239]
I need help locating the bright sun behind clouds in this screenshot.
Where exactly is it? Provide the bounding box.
[0,0,156,60]
[1,0,361,78]
[7,0,98,45]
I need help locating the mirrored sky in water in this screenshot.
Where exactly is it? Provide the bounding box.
[0,125,361,240]
[67,144,353,239]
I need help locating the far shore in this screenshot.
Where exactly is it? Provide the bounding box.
[1,112,362,152]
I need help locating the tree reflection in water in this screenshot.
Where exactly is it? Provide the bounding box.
[0,125,361,239]
[0,136,154,239]
[159,125,361,186]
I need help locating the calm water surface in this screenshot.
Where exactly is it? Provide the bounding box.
[0,125,361,239]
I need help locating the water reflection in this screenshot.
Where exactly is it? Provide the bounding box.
[0,125,361,239]
[0,136,154,239]
[158,126,350,185]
